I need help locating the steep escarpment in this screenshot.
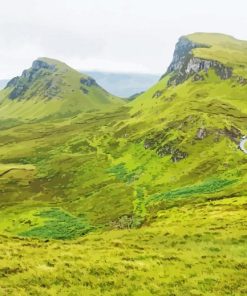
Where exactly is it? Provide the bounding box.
[129,33,247,188]
[165,36,233,86]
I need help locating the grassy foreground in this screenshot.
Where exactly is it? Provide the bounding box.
[0,195,246,296]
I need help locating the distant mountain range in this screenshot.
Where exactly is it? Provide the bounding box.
[83,71,160,97]
[0,72,160,98]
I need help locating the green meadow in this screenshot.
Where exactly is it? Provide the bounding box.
[0,33,246,295]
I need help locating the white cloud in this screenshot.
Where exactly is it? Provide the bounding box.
[0,0,247,78]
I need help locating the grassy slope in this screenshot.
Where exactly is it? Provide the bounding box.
[0,34,246,295]
[187,33,247,76]
[0,58,123,120]
[0,196,246,295]
[128,33,247,193]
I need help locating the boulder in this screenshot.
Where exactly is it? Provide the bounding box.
[196,128,207,140]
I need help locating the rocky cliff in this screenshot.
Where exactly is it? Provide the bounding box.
[164,36,233,86]
[6,59,58,100]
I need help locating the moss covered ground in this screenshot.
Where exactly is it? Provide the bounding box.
[0,195,246,295]
[0,33,246,295]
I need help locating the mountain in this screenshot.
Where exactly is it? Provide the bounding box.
[0,71,160,98]
[83,71,160,97]
[129,33,247,189]
[0,58,123,120]
[0,33,246,295]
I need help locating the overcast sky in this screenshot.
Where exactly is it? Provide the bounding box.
[0,0,246,79]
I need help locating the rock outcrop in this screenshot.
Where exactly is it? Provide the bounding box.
[5,59,57,100]
[196,128,207,140]
[32,60,55,71]
[144,131,188,162]
[166,37,209,73]
[164,37,233,86]
[80,77,96,87]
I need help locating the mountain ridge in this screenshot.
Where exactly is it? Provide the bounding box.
[161,33,247,86]
[0,57,123,120]
[0,32,247,294]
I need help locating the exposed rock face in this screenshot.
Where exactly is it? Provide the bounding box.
[8,83,28,99]
[223,127,241,143]
[164,37,232,86]
[171,150,188,163]
[79,77,97,95]
[32,60,52,71]
[196,128,207,140]
[156,144,188,162]
[186,57,232,79]
[166,37,209,73]
[152,90,164,99]
[235,76,247,86]
[213,126,241,143]
[80,77,96,87]
[6,77,19,88]
[45,79,60,99]
[144,131,188,162]
[5,59,57,100]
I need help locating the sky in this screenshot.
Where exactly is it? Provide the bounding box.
[0,0,247,79]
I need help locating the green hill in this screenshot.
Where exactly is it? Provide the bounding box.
[0,34,246,295]
[128,33,247,192]
[0,57,123,121]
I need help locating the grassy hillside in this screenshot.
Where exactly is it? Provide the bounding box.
[0,33,246,295]
[187,33,247,75]
[1,196,246,295]
[0,58,123,121]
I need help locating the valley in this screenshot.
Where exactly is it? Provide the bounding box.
[0,33,246,295]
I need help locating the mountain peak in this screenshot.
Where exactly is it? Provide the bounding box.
[166,36,210,74]
[5,57,63,100]
[31,58,56,71]
[32,57,76,71]
[163,33,247,86]
[186,32,240,46]
[0,57,123,120]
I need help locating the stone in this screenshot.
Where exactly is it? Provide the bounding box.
[171,150,188,162]
[152,90,163,98]
[80,77,96,87]
[196,128,207,140]
[9,84,28,100]
[32,60,50,70]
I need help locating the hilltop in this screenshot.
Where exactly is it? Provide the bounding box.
[0,58,123,120]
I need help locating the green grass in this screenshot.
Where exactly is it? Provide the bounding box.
[148,178,238,203]
[106,163,143,183]
[0,33,246,295]
[0,196,246,295]
[0,58,124,120]
[187,33,247,75]
[20,208,93,240]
